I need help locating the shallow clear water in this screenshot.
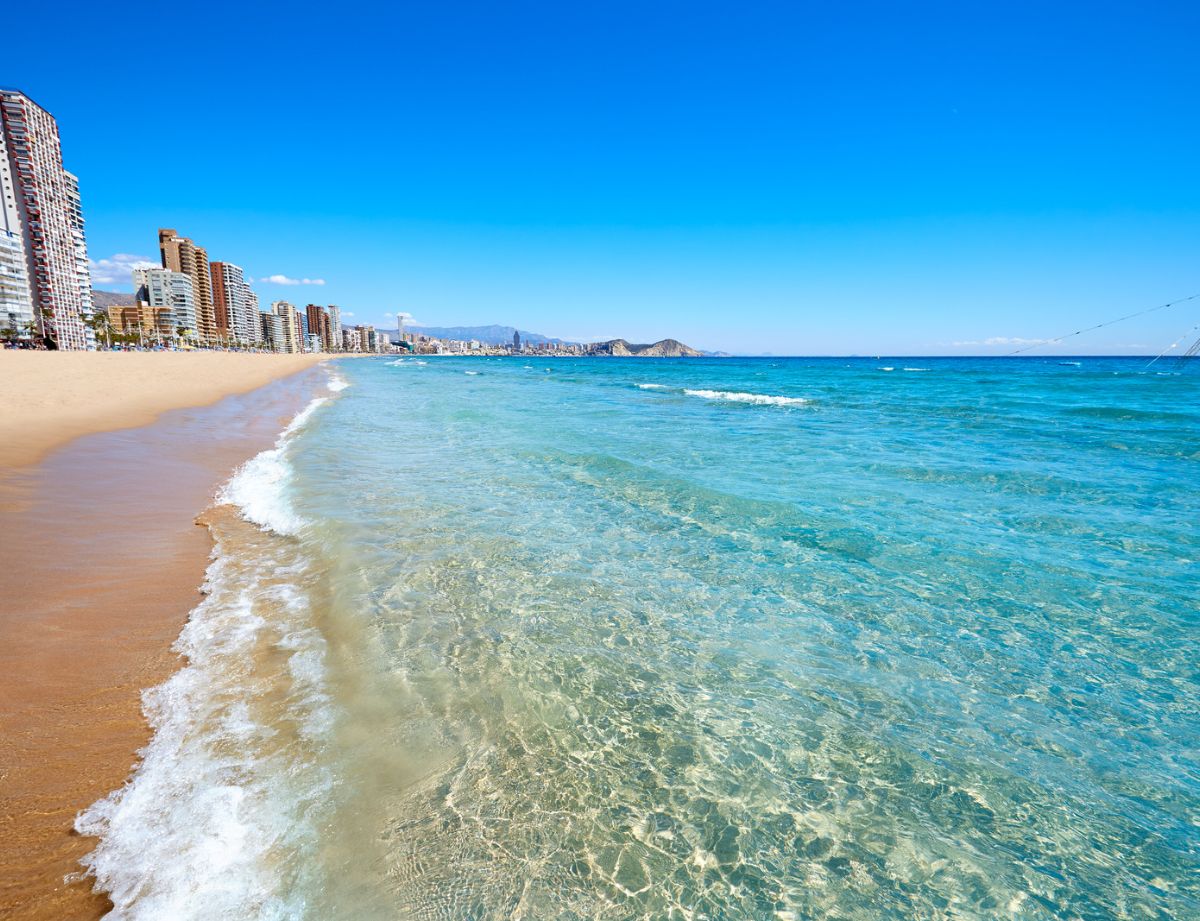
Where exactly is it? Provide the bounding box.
[82,357,1200,919]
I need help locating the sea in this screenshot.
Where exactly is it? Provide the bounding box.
[77,356,1199,920]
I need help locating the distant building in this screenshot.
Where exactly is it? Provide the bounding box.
[327,304,341,351]
[159,229,215,343]
[137,266,196,336]
[513,330,520,352]
[211,261,260,346]
[106,303,173,339]
[271,300,301,353]
[0,88,93,349]
[260,310,284,352]
[305,304,330,351]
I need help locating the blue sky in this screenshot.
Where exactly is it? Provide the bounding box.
[10,0,1199,354]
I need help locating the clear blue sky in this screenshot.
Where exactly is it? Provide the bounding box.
[9,0,1199,354]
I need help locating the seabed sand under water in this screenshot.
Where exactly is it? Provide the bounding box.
[76,357,1200,920]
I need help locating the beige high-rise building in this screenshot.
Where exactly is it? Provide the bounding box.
[211,261,260,346]
[158,228,215,342]
[0,89,93,349]
[271,300,301,353]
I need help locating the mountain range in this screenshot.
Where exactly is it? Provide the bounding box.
[401,324,572,346]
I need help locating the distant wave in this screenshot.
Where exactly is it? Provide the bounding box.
[465,370,480,375]
[902,367,930,372]
[684,389,809,406]
[634,382,669,390]
[878,367,895,372]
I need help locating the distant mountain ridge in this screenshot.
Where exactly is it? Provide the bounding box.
[92,289,135,308]
[403,324,572,346]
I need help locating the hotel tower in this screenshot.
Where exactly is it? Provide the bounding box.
[159,228,216,343]
[0,88,93,349]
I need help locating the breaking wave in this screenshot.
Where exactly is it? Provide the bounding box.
[684,388,809,406]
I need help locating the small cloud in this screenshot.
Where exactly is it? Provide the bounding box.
[383,312,394,318]
[342,311,355,317]
[258,274,326,286]
[89,253,157,286]
[949,336,1054,347]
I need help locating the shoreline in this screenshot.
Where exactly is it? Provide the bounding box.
[0,360,329,920]
[0,351,329,469]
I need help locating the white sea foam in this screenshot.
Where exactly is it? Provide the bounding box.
[465,370,480,375]
[218,395,326,536]
[879,367,895,372]
[684,389,809,406]
[73,377,345,918]
[74,554,336,920]
[635,382,669,390]
[326,374,350,391]
[902,367,930,372]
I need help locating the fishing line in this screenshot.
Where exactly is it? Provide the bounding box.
[1004,291,1200,356]
[1145,320,1200,370]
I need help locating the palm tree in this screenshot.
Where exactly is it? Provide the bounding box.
[84,309,114,349]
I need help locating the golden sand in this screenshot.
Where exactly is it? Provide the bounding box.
[0,362,326,920]
[0,351,327,468]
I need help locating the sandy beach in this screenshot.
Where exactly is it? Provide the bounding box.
[0,354,328,919]
[0,351,328,468]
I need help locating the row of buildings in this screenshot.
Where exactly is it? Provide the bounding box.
[0,87,389,354]
[113,230,390,353]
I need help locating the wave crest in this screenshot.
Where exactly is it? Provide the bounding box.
[684,389,809,406]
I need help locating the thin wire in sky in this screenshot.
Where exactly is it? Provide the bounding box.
[1005,291,1200,356]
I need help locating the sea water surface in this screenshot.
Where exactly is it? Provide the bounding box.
[80,357,1199,919]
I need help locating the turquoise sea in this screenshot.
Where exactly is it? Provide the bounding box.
[79,357,1199,919]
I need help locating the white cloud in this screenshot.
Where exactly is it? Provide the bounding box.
[89,253,157,286]
[258,274,326,286]
[949,336,1054,347]
[342,311,355,317]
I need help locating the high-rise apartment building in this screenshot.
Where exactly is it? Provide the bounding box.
[135,266,196,335]
[0,89,93,349]
[327,304,341,351]
[211,261,260,346]
[158,228,215,342]
[270,301,301,353]
[260,310,284,352]
[305,303,330,351]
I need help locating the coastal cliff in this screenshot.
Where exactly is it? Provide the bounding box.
[590,338,703,357]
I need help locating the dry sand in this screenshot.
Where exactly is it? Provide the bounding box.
[0,351,328,468]
[0,357,329,920]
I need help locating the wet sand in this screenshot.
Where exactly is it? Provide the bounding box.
[0,351,328,468]
[0,366,326,920]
